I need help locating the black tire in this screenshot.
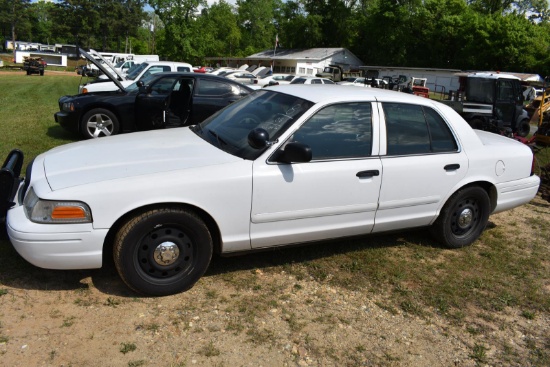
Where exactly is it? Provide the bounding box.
[80,108,120,139]
[40,70,44,76]
[113,207,213,296]
[469,118,484,130]
[430,186,490,249]
[516,119,530,137]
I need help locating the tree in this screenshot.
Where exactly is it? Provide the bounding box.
[0,0,31,59]
[148,0,206,61]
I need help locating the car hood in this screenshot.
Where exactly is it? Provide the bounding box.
[43,128,240,191]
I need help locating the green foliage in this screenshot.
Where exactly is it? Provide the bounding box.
[3,0,550,73]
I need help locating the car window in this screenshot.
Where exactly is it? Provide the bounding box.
[311,79,322,84]
[324,79,335,84]
[290,78,306,84]
[196,79,235,96]
[177,66,191,72]
[290,103,372,160]
[150,76,180,95]
[383,103,457,155]
[142,65,171,79]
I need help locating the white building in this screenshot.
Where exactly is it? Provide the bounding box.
[207,48,364,76]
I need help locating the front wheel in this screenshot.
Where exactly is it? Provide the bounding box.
[430,186,490,249]
[113,207,213,296]
[80,108,120,139]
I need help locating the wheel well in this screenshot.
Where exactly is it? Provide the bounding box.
[102,203,222,266]
[456,181,497,212]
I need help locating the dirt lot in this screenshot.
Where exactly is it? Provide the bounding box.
[0,195,548,367]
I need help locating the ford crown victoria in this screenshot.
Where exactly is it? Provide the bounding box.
[1,86,540,296]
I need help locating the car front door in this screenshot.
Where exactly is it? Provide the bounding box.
[134,75,182,130]
[250,102,383,248]
[374,102,468,233]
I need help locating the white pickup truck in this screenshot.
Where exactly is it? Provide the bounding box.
[79,51,192,93]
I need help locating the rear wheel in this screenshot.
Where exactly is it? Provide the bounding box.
[80,108,120,139]
[113,207,213,296]
[430,186,490,249]
[516,119,530,137]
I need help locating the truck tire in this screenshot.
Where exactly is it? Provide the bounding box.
[516,119,530,137]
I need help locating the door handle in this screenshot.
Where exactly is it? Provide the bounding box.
[444,164,460,171]
[356,170,379,178]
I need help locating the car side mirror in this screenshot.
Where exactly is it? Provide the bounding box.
[248,128,271,149]
[276,142,312,163]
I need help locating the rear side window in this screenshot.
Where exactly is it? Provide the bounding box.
[142,65,171,78]
[177,66,191,72]
[196,79,235,96]
[383,103,457,155]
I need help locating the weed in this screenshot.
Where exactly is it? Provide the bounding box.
[105,297,121,307]
[471,343,487,364]
[199,340,220,357]
[0,335,8,343]
[128,360,146,367]
[521,310,535,320]
[62,317,75,327]
[0,289,7,296]
[120,342,137,354]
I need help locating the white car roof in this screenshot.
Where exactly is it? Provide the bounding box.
[265,84,435,105]
[467,72,520,80]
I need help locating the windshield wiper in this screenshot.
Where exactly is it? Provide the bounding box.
[208,130,227,147]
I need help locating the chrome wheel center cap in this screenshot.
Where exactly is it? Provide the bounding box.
[154,242,180,265]
[458,208,473,229]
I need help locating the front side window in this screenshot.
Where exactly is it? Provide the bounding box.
[383,103,457,155]
[289,103,373,160]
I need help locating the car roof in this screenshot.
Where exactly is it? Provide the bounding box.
[147,72,254,91]
[143,61,193,67]
[264,84,436,105]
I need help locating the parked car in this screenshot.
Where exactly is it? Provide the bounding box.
[290,76,335,84]
[193,66,213,73]
[337,77,368,86]
[1,86,540,296]
[78,49,192,93]
[257,73,296,87]
[55,72,253,139]
[222,71,258,85]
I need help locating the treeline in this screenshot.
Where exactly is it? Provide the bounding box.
[3,0,550,75]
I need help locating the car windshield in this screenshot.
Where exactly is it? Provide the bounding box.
[192,90,314,160]
[126,62,149,80]
[115,61,124,68]
[125,73,159,92]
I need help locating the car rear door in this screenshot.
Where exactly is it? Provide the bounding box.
[374,102,468,232]
[250,101,383,248]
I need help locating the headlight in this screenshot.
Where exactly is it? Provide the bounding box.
[23,187,92,224]
[62,102,75,111]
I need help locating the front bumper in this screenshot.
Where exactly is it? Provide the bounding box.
[54,110,80,133]
[6,204,106,270]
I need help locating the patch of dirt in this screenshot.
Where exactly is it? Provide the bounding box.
[0,197,548,367]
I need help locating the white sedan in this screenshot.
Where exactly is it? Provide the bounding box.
[1,86,540,296]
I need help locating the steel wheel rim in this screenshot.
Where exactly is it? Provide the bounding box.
[87,113,114,137]
[450,197,480,237]
[134,225,195,283]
